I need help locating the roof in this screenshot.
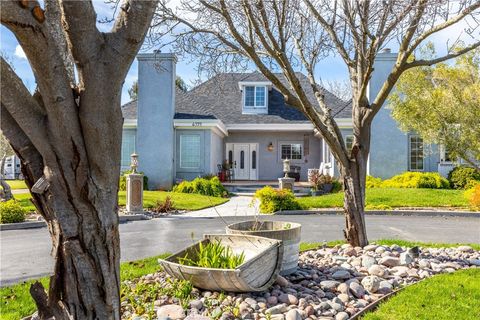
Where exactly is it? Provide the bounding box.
[122,72,351,124]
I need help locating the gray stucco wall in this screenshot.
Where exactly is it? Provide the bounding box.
[210,131,225,173]
[121,128,137,172]
[175,129,213,180]
[369,52,409,179]
[225,131,321,180]
[137,53,176,190]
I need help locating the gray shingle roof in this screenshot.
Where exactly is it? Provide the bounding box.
[122,72,352,123]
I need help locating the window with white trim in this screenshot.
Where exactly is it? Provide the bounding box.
[180,134,201,169]
[121,131,136,169]
[243,86,267,113]
[281,143,302,160]
[409,135,424,171]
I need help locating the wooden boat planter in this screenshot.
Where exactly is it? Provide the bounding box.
[158,234,283,292]
[226,220,301,275]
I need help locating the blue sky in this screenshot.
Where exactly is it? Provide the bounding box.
[0,1,475,105]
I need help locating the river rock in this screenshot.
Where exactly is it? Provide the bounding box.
[267,296,278,305]
[361,276,381,293]
[379,256,401,267]
[349,282,365,298]
[335,312,349,320]
[368,264,386,277]
[157,304,185,319]
[377,281,393,294]
[337,282,349,294]
[278,293,298,305]
[332,270,351,280]
[320,280,340,290]
[362,256,377,268]
[189,299,203,310]
[400,252,413,265]
[285,309,302,320]
[265,304,288,315]
[458,246,473,252]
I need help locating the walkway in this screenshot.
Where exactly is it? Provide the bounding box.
[181,196,258,217]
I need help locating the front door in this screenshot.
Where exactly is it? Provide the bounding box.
[233,144,250,180]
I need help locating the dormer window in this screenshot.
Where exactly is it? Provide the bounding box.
[239,81,272,114]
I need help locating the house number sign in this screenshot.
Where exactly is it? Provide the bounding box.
[192,122,203,126]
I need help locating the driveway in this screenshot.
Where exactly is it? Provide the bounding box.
[1,214,479,286]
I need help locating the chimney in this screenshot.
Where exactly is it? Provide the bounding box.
[136,53,177,190]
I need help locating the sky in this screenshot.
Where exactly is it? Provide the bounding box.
[0,1,477,105]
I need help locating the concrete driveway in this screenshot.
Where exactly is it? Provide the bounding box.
[1,214,479,286]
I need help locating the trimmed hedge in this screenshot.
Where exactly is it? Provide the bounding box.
[173,177,228,197]
[448,166,480,190]
[119,170,149,191]
[367,172,450,189]
[254,186,302,213]
[0,200,26,224]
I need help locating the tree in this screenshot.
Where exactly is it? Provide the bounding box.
[322,79,352,102]
[0,132,14,201]
[1,0,157,318]
[390,47,480,170]
[155,0,480,246]
[129,75,188,100]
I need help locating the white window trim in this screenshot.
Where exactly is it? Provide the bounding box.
[242,85,268,114]
[279,141,303,163]
[408,135,424,171]
[179,134,201,169]
[345,135,354,151]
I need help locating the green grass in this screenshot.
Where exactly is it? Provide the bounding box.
[362,268,480,320]
[4,180,27,189]
[298,188,468,209]
[0,254,170,320]
[10,191,228,213]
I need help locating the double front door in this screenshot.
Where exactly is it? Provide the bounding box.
[226,143,258,180]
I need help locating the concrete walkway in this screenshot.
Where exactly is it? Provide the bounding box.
[181,196,259,217]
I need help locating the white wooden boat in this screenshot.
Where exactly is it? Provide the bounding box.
[158,234,283,292]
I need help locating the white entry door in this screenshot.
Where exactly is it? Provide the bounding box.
[233,144,250,180]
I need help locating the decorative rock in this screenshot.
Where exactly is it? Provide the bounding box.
[338,293,350,304]
[305,305,315,316]
[377,281,393,294]
[184,315,210,320]
[244,298,257,306]
[332,270,351,280]
[362,256,377,268]
[349,282,365,298]
[278,293,298,305]
[392,266,409,277]
[378,256,401,267]
[361,276,381,293]
[368,264,386,277]
[285,309,302,320]
[468,259,480,266]
[337,283,349,294]
[267,296,278,305]
[344,247,357,256]
[400,252,413,265]
[320,280,340,290]
[364,244,378,252]
[266,304,288,315]
[157,304,185,320]
[335,311,349,320]
[458,246,473,252]
[275,275,289,287]
[189,299,203,310]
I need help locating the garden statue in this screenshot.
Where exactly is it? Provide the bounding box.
[126,153,144,214]
[279,159,295,191]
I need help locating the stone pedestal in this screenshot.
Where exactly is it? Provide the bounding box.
[126,173,144,214]
[278,177,295,192]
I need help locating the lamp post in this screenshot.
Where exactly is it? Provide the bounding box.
[126,152,144,215]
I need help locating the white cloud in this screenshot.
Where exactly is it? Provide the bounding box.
[14,45,26,59]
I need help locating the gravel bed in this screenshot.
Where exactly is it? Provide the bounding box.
[121,244,480,320]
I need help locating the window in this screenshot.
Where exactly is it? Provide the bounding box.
[252,150,256,169]
[240,150,245,169]
[281,143,302,160]
[243,86,267,112]
[409,135,424,171]
[345,135,354,151]
[121,130,136,168]
[441,145,455,162]
[228,150,233,166]
[180,134,201,169]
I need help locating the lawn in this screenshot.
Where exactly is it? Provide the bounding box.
[11,191,228,213]
[0,254,170,320]
[4,180,27,189]
[2,240,478,320]
[362,268,480,320]
[298,188,469,209]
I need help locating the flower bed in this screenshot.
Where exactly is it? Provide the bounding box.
[121,244,480,319]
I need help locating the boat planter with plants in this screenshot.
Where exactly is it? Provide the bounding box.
[158,234,283,292]
[226,220,301,275]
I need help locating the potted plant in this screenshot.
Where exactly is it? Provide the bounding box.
[320,174,334,193]
[308,169,324,196]
[226,220,301,275]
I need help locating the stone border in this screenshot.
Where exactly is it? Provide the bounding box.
[275,209,480,218]
[0,214,149,231]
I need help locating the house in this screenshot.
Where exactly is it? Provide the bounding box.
[121,52,451,190]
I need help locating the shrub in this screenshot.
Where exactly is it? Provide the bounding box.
[254,186,302,213]
[0,200,26,224]
[381,172,449,189]
[119,170,149,191]
[173,177,228,197]
[448,166,480,190]
[152,196,175,213]
[366,175,383,188]
[465,183,480,210]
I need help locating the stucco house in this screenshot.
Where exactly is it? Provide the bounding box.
[121,51,452,190]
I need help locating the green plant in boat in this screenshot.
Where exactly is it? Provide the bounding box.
[178,240,246,269]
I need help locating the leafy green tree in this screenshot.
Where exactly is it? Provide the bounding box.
[390,47,480,170]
